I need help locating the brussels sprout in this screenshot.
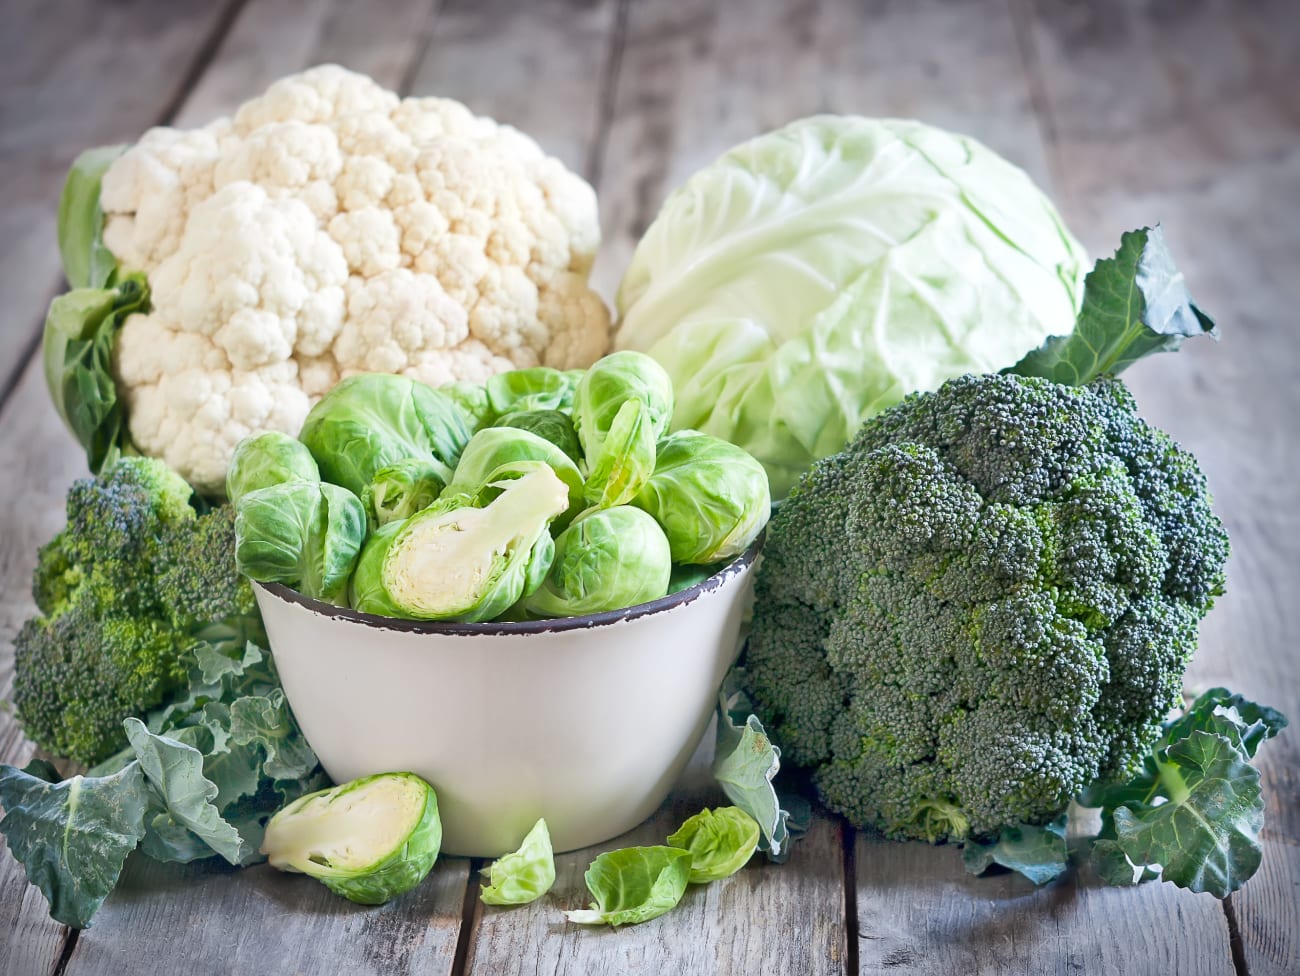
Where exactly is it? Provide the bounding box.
[572,351,674,462]
[362,458,445,527]
[582,399,657,509]
[485,366,578,416]
[350,521,404,616]
[380,461,569,622]
[444,427,584,525]
[521,507,671,618]
[261,772,441,906]
[299,374,469,497]
[440,380,495,433]
[234,481,368,604]
[667,806,761,883]
[633,430,770,564]
[226,431,320,503]
[667,561,724,594]
[493,409,582,465]
[480,818,556,906]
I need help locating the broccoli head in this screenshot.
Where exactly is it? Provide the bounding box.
[13,458,259,764]
[743,373,1229,843]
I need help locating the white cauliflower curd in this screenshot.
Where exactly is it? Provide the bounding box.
[97,65,610,493]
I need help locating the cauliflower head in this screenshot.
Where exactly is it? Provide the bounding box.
[98,66,610,493]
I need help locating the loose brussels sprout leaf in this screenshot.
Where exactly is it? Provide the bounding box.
[234,481,368,605]
[480,818,556,906]
[634,430,770,564]
[572,351,674,462]
[522,506,671,618]
[667,807,761,883]
[564,846,693,926]
[494,409,583,465]
[261,772,441,906]
[299,374,468,497]
[350,521,405,616]
[440,381,495,433]
[444,426,584,525]
[226,431,321,504]
[362,457,445,527]
[383,461,568,621]
[486,366,578,415]
[583,399,657,509]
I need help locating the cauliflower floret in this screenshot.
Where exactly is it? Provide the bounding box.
[95,65,610,493]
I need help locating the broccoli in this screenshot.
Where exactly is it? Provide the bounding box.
[743,372,1229,844]
[13,458,259,765]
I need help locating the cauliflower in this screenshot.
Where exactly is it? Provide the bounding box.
[84,66,609,493]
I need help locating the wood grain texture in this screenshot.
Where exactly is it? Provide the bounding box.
[61,854,471,976]
[464,753,847,976]
[855,834,1235,976]
[1020,1,1300,972]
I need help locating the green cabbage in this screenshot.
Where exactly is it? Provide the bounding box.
[615,116,1088,497]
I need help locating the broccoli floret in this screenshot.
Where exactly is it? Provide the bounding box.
[744,373,1228,843]
[12,458,259,764]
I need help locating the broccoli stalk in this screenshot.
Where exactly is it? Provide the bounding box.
[12,458,260,765]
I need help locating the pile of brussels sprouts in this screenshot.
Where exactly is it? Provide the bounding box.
[229,352,771,622]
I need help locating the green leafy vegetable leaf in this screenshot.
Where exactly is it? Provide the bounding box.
[667,806,761,883]
[0,760,149,928]
[229,690,319,781]
[713,672,797,859]
[57,144,127,290]
[1112,731,1264,898]
[962,816,1068,885]
[1009,226,1215,385]
[480,818,556,906]
[564,846,693,926]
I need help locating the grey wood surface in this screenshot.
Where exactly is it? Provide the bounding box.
[1,1,1296,974]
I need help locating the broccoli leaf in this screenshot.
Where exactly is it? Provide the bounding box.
[1089,838,1155,886]
[1112,731,1265,898]
[1163,687,1288,760]
[0,759,149,928]
[229,690,319,781]
[962,816,1068,885]
[1008,226,1216,385]
[713,672,798,859]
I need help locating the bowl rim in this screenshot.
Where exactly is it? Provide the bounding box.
[257,534,763,636]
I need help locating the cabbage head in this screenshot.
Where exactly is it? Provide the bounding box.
[615,116,1088,497]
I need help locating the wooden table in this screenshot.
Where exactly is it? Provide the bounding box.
[2,1,1297,973]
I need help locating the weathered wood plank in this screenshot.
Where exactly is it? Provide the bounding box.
[464,748,847,976]
[404,0,622,177]
[0,0,243,396]
[1020,2,1300,973]
[60,853,470,976]
[855,834,1235,976]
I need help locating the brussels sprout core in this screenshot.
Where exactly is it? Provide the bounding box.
[384,464,569,618]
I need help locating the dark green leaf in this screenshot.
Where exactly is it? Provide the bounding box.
[1113,731,1264,898]
[1166,688,1288,759]
[229,690,319,781]
[0,760,149,928]
[963,816,1068,885]
[1008,226,1215,385]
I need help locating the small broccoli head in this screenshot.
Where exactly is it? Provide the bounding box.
[744,372,1229,842]
[13,459,258,764]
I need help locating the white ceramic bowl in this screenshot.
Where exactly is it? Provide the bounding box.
[253,541,760,857]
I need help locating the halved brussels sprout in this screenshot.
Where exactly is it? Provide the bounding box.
[582,399,657,509]
[443,427,584,525]
[234,481,368,604]
[485,366,579,416]
[633,430,770,564]
[380,461,569,622]
[521,506,671,618]
[226,431,320,503]
[362,458,445,527]
[480,818,556,906]
[440,380,495,433]
[572,351,674,462]
[493,409,582,465]
[299,374,469,497]
[261,772,441,906]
